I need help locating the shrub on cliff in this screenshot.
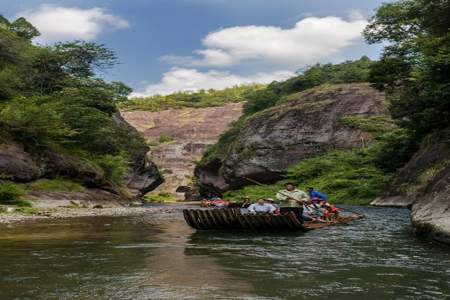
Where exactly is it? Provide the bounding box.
[243,56,373,115]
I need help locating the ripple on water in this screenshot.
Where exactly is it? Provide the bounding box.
[0,206,449,300]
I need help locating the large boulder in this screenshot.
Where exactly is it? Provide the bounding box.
[195,83,386,194]
[0,142,41,181]
[411,163,450,244]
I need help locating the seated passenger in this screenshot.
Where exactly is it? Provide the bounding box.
[307,187,328,204]
[323,203,339,221]
[265,198,280,215]
[248,199,277,215]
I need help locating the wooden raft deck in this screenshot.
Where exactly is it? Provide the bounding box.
[183,208,362,231]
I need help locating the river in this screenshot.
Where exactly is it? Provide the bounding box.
[0,206,449,300]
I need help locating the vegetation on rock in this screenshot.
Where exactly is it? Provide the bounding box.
[224,118,400,205]
[243,56,373,115]
[0,16,149,192]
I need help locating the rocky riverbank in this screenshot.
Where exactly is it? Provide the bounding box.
[0,204,184,225]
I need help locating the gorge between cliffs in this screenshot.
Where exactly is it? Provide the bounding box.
[1,1,450,298]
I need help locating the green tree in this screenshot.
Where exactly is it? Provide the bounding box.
[0,15,10,29]
[9,17,40,40]
[53,41,117,77]
[243,57,373,115]
[364,0,450,139]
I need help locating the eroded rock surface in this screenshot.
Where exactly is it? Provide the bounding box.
[195,84,386,194]
[122,103,243,199]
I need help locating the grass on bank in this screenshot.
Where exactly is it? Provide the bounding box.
[31,178,86,192]
[0,182,33,208]
[144,192,178,203]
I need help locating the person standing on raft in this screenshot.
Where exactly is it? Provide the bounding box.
[276,183,310,223]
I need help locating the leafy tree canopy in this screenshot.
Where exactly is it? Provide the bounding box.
[364,0,450,138]
[0,16,140,187]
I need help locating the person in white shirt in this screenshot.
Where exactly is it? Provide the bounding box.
[247,199,277,215]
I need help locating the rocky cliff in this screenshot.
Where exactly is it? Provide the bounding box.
[372,128,450,243]
[0,112,162,203]
[122,103,243,200]
[195,83,386,195]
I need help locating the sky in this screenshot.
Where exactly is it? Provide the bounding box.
[1,0,389,97]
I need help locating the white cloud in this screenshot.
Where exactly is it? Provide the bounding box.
[164,16,367,68]
[18,4,129,42]
[130,68,294,97]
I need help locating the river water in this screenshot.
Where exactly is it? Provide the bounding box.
[0,206,449,300]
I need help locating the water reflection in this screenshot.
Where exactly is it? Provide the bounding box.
[0,207,449,299]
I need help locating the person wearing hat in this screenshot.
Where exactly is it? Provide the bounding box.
[276,183,310,223]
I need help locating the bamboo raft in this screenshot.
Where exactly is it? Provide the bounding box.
[183,208,363,231]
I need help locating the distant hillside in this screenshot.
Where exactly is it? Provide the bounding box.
[120,85,264,112]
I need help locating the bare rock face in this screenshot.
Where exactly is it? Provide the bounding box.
[195,84,386,194]
[411,163,450,244]
[122,103,243,199]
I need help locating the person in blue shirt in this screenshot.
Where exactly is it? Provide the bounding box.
[307,187,328,203]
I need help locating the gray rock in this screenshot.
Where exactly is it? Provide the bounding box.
[411,163,450,244]
[373,128,450,208]
[196,83,386,194]
[0,142,41,181]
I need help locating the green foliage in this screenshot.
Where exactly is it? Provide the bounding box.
[371,129,419,172]
[31,178,85,192]
[0,97,75,148]
[364,0,450,139]
[144,193,177,203]
[225,145,392,205]
[159,133,173,144]
[340,115,396,137]
[9,17,40,40]
[93,155,129,186]
[243,57,373,115]
[0,183,26,205]
[120,85,263,111]
[53,41,117,77]
[0,16,145,190]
